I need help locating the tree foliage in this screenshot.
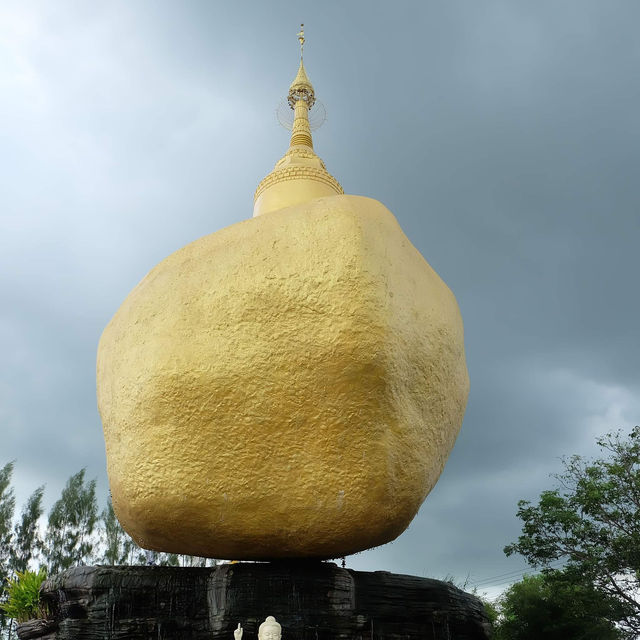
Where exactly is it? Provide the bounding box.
[10,487,44,575]
[0,463,16,588]
[101,498,145,565]
[44,469,97,575]
[493,572,622,639]
[0,463,16,635]
[504,426,640,637]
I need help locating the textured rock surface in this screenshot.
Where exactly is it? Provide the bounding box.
[97,195,469,558]
[20,563,490,640]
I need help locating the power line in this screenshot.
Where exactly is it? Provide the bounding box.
[468,566,534,586]
[468,559,566,590]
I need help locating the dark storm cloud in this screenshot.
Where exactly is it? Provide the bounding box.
[2,0,639,594]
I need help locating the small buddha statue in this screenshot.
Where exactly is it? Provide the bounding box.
[234,617,282,640]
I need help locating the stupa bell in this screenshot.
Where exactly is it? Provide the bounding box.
[97,26,469,559]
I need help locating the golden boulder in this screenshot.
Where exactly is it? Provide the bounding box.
[97,195,468,559]
[97,38,469,560]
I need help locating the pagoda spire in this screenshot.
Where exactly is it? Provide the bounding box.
[288,24,314,149]
[253,25,343,217]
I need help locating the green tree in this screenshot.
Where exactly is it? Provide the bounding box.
[177,554,210,567]
[101,498,145,565]
[481,598,499,629]
[493,572,622,639]
[156,552,180,566]
[44,469,97,575]
[504,426,640,637]
[10,486,44,575]
[0,462,16,637]
[0,463,16,586]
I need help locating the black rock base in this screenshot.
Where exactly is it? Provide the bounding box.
[19,562,491,640]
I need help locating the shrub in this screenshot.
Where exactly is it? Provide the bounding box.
[0,569,47,623]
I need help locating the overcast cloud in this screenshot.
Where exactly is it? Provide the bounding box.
[1,0,639,598]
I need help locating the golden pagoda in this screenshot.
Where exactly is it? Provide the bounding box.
[254,26,342,217]
[97,26,469,559]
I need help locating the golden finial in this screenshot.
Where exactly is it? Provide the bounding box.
[288,24,314,109]
[297,23,305,59]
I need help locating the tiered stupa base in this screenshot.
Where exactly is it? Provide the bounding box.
[19,563,490,640]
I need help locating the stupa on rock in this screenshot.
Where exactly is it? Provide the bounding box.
[96,26,469,560]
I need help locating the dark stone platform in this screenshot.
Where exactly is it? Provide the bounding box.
[19,562,491,640]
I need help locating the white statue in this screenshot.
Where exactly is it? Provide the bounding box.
[234,617,282,640]
[259,617,282,640]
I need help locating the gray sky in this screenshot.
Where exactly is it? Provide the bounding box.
[2,1,639,597]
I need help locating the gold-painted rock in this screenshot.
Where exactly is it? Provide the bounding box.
[97,194,469,559]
